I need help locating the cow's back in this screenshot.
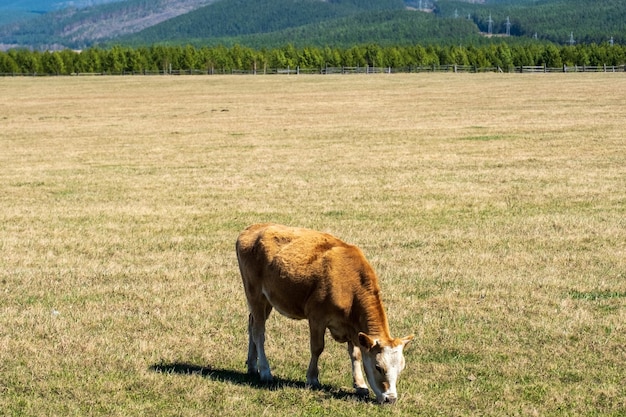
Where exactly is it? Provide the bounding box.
[236,223,351,273]
[236,223,371,321]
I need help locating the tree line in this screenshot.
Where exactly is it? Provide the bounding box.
[2,42,625,75]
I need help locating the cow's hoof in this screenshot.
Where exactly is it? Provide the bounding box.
[355,387,370,398]
[305,379,322,390]
[259,370,273,383]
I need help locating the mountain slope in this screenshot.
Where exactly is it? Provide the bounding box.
[0,0,121,26]
[247,10,481,49]
[119,0,626,48]
[119,0,406,45]
[0,0,218,49]
[124,9,481,49]
[1,0,624,50]
[435,0,626,44]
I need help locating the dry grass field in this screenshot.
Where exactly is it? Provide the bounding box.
[1,73,625,416]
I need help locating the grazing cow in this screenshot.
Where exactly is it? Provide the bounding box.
[236,223,413,404]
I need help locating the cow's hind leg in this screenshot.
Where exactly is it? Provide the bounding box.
[246,313,258,375]
[305,319,325,389]
[247,299,273,382]
[348,341,369,397]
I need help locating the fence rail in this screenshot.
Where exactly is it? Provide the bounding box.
[2,64,625,77]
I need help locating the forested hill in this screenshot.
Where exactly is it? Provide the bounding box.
[0,0,218,50]
[118,0,415,48]
[1,0,625,51]
[435,0,626,44]
[117,0,626,48]
[135,9,481,50]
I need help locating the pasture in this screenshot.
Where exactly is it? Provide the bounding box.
[1,73,624,416]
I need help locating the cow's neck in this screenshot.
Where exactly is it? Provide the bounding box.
[353,289,392,340]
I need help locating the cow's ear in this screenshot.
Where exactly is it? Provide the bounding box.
[358,332,379,351]
[400,334,414,348]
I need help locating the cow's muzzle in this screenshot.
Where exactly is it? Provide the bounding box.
[378,393,397,404]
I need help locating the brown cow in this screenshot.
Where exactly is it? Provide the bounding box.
[236,223,413,404]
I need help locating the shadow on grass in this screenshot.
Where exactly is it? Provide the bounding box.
[149,362,371,402]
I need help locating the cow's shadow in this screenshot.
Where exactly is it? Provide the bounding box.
[149,362,372,402]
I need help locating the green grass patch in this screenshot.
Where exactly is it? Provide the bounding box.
[569,290,626,301]
[422,348,482,365]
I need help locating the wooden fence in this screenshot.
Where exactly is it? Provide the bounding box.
[518,64,625,73]
[2,64,625,77]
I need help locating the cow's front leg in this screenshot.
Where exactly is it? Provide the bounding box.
[348,341,369,397]
[306,320,325,389]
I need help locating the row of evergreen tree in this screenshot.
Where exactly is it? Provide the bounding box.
[2,42,625,75]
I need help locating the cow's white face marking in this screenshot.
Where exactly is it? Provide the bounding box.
[359,334,413,404]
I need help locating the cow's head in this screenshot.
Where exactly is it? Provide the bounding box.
[358,332,413,404]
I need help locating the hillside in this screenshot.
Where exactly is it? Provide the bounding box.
[118,0,411,47]
[435,0,626,44]
[1,0,625,50]
[0,0,121,26]
[0,0,217,50]
[117,0,626,48]
[128,9,482,49]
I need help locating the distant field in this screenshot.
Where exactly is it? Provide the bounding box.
[1,73,624,416]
